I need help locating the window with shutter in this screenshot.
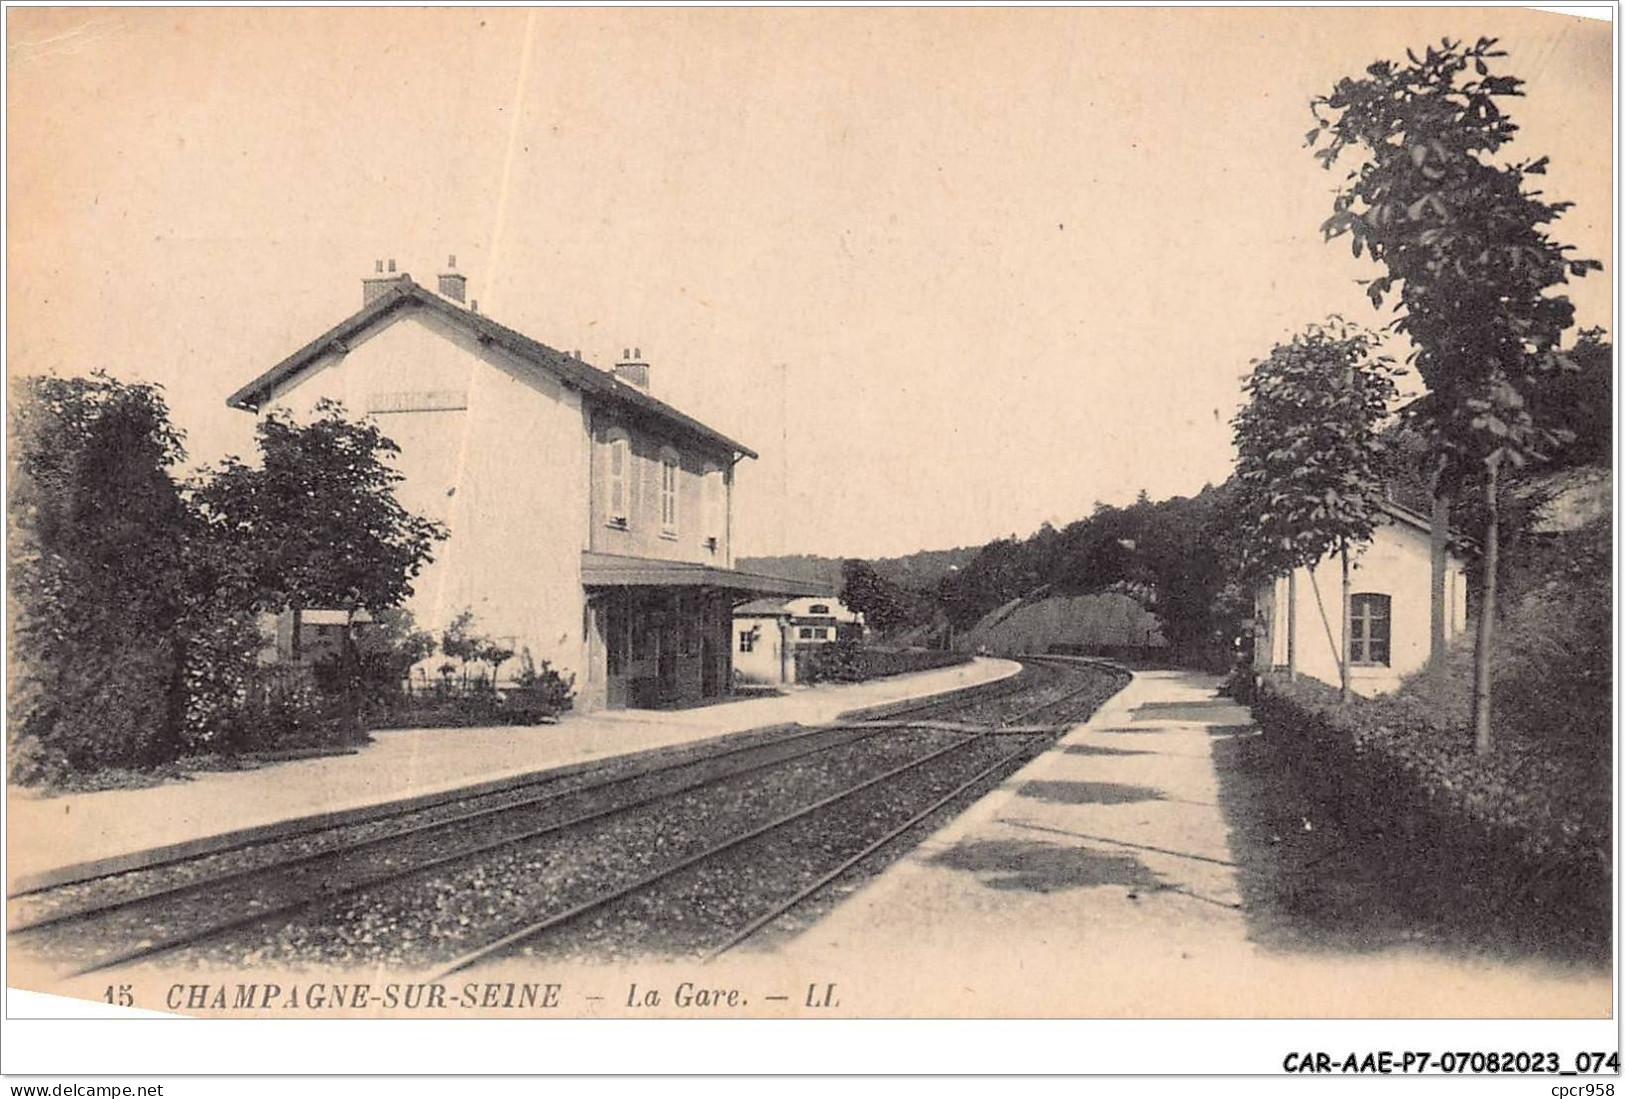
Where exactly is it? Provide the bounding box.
[660,449,680,536]
[605,432,630,528]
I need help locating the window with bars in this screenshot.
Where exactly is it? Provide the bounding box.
[1350,593,1391,666]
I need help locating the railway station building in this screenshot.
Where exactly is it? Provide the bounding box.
[227,259,824,710]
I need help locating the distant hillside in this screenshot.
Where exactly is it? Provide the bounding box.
[738,546,983,593]
[961,591,1165,656]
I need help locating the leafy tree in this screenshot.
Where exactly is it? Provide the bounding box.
[839,559,910,634]
[360,607,438,672]
[1137,484,1240,658]
[1231,320,1400,700]
[195,399,446,663]
[1310,36,1601,749]
[440,608,482,687]
[9,374,194,772]
[439,608,514,688]
[478,640,516,685]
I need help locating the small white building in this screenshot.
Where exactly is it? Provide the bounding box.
[733,596,860,685]
[1253,501,1469,696]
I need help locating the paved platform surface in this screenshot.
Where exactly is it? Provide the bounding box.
[6,657,1018,891]
[778,669,1610,1018]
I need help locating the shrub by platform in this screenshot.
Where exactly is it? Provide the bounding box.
[367,660,575,731]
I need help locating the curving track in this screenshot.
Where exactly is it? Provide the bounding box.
[9,656,1128,975]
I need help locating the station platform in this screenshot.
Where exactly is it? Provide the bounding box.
[5,656,1019,893]
[779,669,1610,1018]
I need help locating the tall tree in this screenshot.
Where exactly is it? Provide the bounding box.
[1310,37,1601,749]
[195,399,446,662]
[1231,320,1400,701]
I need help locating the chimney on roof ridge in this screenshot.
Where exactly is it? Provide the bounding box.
[613,347,651,392]
[362,256,411,306]
[437,254,467,303]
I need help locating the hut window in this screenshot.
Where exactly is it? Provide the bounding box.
[1350,593,1391,666]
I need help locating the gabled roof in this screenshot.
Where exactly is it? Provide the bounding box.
[226,277,758,460]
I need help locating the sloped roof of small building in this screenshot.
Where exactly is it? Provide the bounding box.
[226,276,758,460]
[1378,497,1475,552]
[1378,498,1434,536]
[734,598,792,616]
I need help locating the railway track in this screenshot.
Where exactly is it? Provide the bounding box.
[10,656,1128,976]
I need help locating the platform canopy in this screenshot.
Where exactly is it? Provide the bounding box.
[580,551,830,598]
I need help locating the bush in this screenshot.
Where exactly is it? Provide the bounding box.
[1477,516,1608,761]
[1247,509,1611,916]
[368,649,574,730]
[220,665,365,753]
[178,611,267,754]
[1250,672,1609,914]
[503,651,575,722]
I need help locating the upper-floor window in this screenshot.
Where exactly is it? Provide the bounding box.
[1350,593,1391,666]
[604,430,631,528]
[659,448,680,536]
[739,630,755,653]
[807,604,830,615]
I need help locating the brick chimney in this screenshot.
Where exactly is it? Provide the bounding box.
[613,348,651,391]
[437,255,467,303]
[363,258,411,305]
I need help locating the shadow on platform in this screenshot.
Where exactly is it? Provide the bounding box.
[928,838,1162,894]
[1058,743,1153,758]
[1016,779,1166,806]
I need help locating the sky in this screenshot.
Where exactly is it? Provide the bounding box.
[7,7,1613,559]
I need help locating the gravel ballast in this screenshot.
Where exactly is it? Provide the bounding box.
[16,660,1130,975]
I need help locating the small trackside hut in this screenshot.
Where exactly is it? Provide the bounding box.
[1251,500,1469,696]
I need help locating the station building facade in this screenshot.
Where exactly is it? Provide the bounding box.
[228,261,821,710]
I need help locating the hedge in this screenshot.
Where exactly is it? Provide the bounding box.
[797,644,970,684]
[1250,673,1610,913]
